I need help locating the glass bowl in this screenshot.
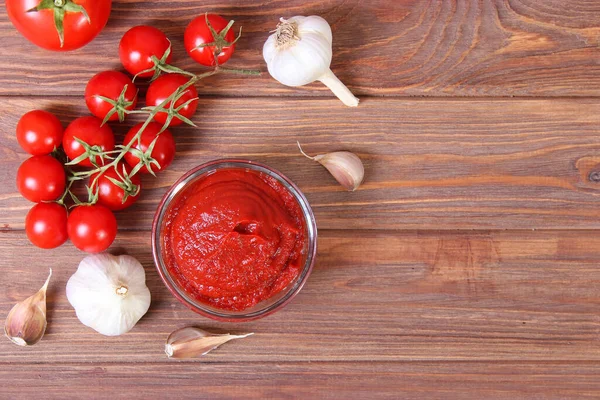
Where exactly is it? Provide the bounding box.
[152,159,317,322]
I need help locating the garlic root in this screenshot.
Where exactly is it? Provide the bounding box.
[4,269,52,346]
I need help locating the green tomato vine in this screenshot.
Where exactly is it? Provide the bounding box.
[58,14,259,208]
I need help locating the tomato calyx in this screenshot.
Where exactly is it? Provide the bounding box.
[100,164,141,203]
[141,79,201,129]
[133,44,196,82]
[123,141,162,177]
[95,84,139,125]
[65,137,114,167]
[27,0,91,48]
[192,13,242,67]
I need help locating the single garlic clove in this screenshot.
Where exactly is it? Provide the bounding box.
[165,327,254,359]
[4,269,52,346]
[298,142,365,191]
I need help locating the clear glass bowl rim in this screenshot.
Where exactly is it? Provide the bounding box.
[151,159,318,322]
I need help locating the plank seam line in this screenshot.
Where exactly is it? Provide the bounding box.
[0,360,598,366]
[4,228,600,234]
[2,95,600,101]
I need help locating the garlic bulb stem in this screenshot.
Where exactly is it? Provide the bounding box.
[319,69,359,107]
[115,286,128,296]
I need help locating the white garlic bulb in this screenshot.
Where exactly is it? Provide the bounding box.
[263,16,359,107]
[66,254,151,336]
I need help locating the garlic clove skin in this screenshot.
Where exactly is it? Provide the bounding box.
[66,254,151,336]
[316,151,365,191]
[298,142,365,191]
[165,327,254,359]
[263,16,359,107]
[4,269,52,346]
[295,15,332,43]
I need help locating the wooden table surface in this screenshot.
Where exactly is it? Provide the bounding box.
[1,1,600,398]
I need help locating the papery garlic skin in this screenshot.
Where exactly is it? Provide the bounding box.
[315,151,365,191]
[4,269,52,346]
[66,254,151,336]
[298,142,365,191]
[263,16,332,86]
[263,16,359,107]
[165,327,254,359]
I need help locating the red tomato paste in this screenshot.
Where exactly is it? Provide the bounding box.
[162,168,306,311]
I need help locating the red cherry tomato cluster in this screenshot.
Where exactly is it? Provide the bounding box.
[16,112,117,252]
[16,14,242,253]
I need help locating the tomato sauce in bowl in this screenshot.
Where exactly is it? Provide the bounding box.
[152,160,317,321]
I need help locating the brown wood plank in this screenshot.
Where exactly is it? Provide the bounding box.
[1,97,600,230]
[1,230,599,363]
[1,0,600,97]
[1,362,599,399]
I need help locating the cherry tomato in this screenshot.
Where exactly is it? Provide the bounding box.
[6,0,111,51]
[25,203,68,249]
[90,163,141,211]
[119,25,171,78]
[123,122,176,174]
[184,14,236,66]
[16,110,63,156]
[85,71,137,122]
[146,74,198,127]
[63,116,115,167]
[17,155,65,203]
[67,204,117,253]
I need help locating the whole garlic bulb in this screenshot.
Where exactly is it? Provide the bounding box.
[263,16,359,107]
[66,254,151,336]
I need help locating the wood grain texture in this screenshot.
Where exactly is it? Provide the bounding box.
[1,230,599,363]
[1,362,599,400]
[2,1,600,398]
[1,0,600,97]
[2,97,600,230]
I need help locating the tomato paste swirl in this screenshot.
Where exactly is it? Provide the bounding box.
[163,168,306,311]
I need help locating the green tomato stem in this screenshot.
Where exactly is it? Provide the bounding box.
[66,38,259,204]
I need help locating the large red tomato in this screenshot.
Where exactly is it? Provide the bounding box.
[146,74,198,127]
[6,0,112,51]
